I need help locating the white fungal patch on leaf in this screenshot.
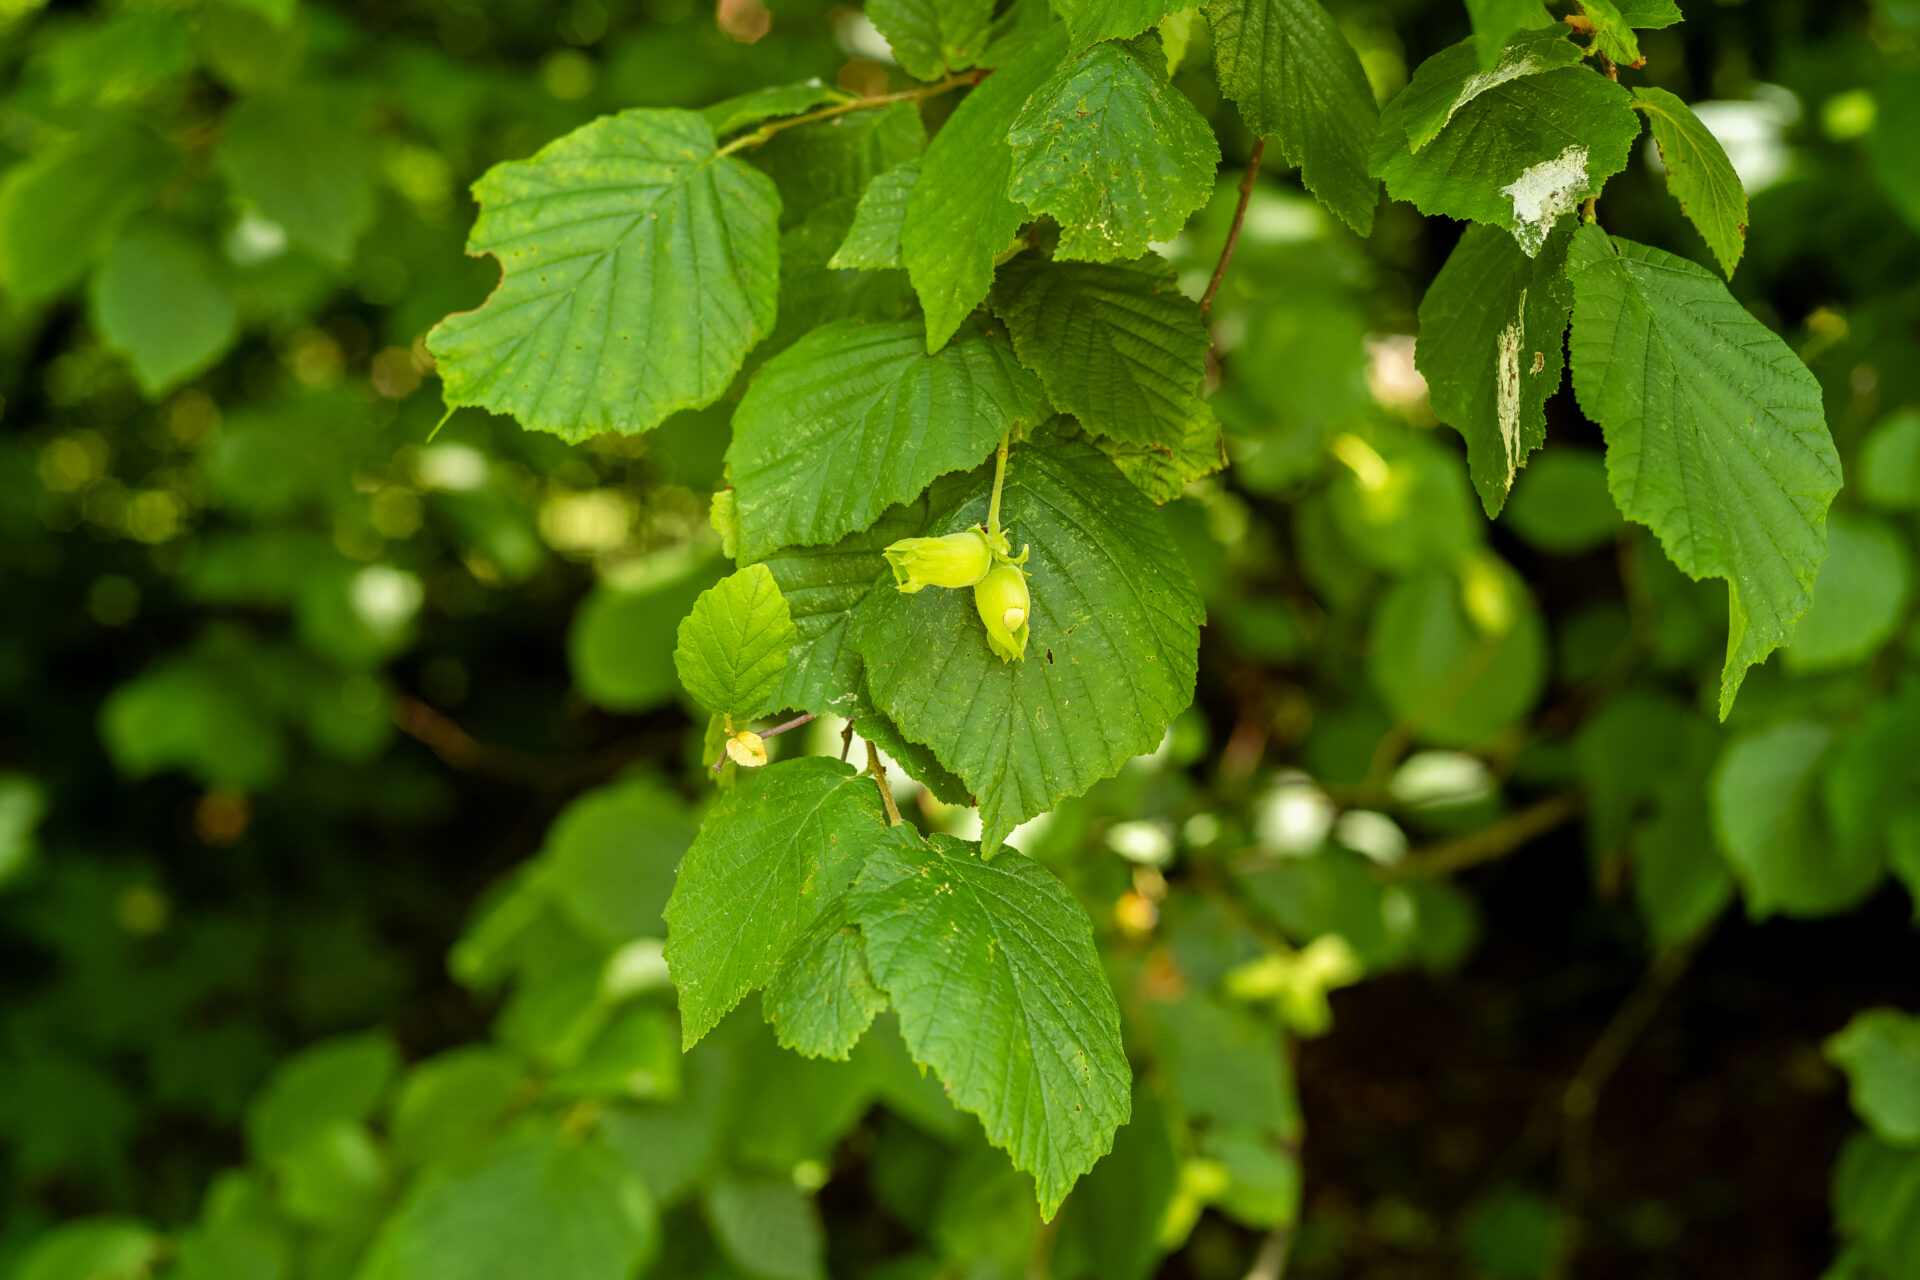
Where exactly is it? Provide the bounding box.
[1496,289,1527,489]
[1501,146,1590,256]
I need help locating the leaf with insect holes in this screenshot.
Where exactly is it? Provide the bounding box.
[1415,222,1574,516]
[428,110,780,442]
[727,318,1044,559]
[902,28,1068,350]
[853,430,1204,854]
[1634,87,1747,278]
[673,564,796,722]
[848,830,1131,1217]
[1206,0,1381,234]
[1007,38,1220,262]
[1567,225,1841,717]
[663,757,892,1045]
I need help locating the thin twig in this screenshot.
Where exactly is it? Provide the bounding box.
[1375,791,1586,880]
[710,711,816,772]
[840,717,858,763]
[1201,139,1266,319]
[1242,1222,1295,1280]
[392,695,562,787]
[1549,930,1707,1279]
[865,741,904,826]
[715,73,972,157]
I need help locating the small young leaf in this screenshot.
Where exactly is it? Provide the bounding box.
[1415,222,1574,515]
[1047,0,1185,48]
[902,28,1069,350]
[1711,722,1878,917]
[702,80,845,137]
[853,431,1203,853]
[1373,39,1641,256]
[848,831,1131,1217]
[1206,0,1381,234]
[0,126,173,306]
[991,253,1209,447]
[90,225,240,398]
[217,89,374,266]
[705,1177,825,1280]
[1566,225,1842,716]
[663,757,892,1045]
[727,318,1044,558]
[428,110,780,441]
[1579,0,1645,64]
[762,899,889,1060]
[1826,1009,1920,1146]
[829,161,919,270]
[1008,39,1220,261]
[868,0,994,81]
[672,564,797,721]
[1633,86,1748,278]
[1463,0,1555,68]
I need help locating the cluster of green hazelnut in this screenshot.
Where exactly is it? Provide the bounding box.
[883,525,1031,662]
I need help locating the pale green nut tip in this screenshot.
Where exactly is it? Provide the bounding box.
[884,528,994,593]
[974,561,1031,663]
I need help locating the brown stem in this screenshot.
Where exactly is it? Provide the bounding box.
[709,711,815,772]
[715,73,972,157]
[1242,1223,1296,1280]
[840,717,858,763]
[1201,138,1266,319]
[864,741,904,825]
[393,695,562,788]
[1376,790,1586,880]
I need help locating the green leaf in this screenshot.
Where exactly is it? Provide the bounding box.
[663,757,892,1044]
[217,90,373,265]
[1501,448,1620,554]
[1148,993,1295,1132]
[1578,0,1644,64]
[1367,555,1546,746]
[848,831,1131,1217]
[1205,0,1381,234]
[1090,404,1228,503]
[1463,0,1555,68]
[868,0,994,80]
[1860,410,1920,511]
[902,28,1068,350]
[672,564,796,721]
[390,1048,525,1168]
[727,318,1044,558]
[0,126,173,306]
[1415,222,1573,515]
[12,1218,161,1280]
[1833,1134,1920,1274]
[570,556,725,713]
[1782,511,1912,674]
[47,11,195,106]
[428,110,780,441]
[1386,30,1585,155]
[394,1131,655,1280]
[1050,1085,1179,1280]
[1634,87,1748,278]
[754,103,926,231]
[89,226,239,398]
[246,1033,398,1164]
[1711,722,1879,918]
[100,660,284,790]
[1372,34,1639,255]
[760,504,925,717]
[537,776,695,946]
[1826,1008,1920,1146]
[1871,69,1920,235]
[853,432,1203,853]
[706,1176,826,1280]
[1566,225,1843,716]
[990,253,1208,447]
[1047,0,1184,47]
[763,899,888,1060]
[1008,39,1220,261]
[703,80,846,136]
[830,161,918,270]
[1610,0,1682,26]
